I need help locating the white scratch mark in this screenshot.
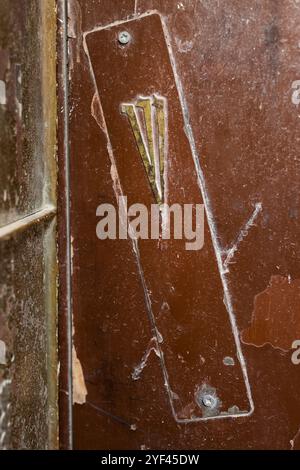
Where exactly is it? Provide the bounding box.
[223,203,262,272]
[132,338,160,380]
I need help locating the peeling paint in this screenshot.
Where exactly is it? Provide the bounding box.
[72,346,87,405]
[241,276,300,351]
[91,92,105,133]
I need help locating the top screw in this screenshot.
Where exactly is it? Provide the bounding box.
[118,31,131,45]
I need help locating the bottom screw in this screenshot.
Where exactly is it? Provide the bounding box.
[202,394,217,409]
[118,31,131,45]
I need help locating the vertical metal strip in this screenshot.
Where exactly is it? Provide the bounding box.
[57,0,73,449]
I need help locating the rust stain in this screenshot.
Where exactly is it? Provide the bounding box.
[72,346,87,405]
[241,276,300,351]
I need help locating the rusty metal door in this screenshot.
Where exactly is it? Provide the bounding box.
[60,0,300,449]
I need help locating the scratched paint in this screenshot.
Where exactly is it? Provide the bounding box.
[223,203,262,273]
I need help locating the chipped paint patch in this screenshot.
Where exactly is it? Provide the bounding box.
[72,346,87,405]
[241,276,300,351]
[91,92,105,133]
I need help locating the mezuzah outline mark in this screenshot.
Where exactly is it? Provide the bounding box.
[121,95,167,205]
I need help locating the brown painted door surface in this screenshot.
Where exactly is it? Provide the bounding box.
[65,0,300,449]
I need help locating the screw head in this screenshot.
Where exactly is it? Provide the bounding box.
[202,394,217,409]
[118,31,131,45]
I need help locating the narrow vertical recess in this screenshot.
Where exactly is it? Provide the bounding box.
[57,0,73,449]
[40,1,59,448]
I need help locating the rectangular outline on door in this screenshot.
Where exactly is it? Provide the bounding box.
[83,10,254,422]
